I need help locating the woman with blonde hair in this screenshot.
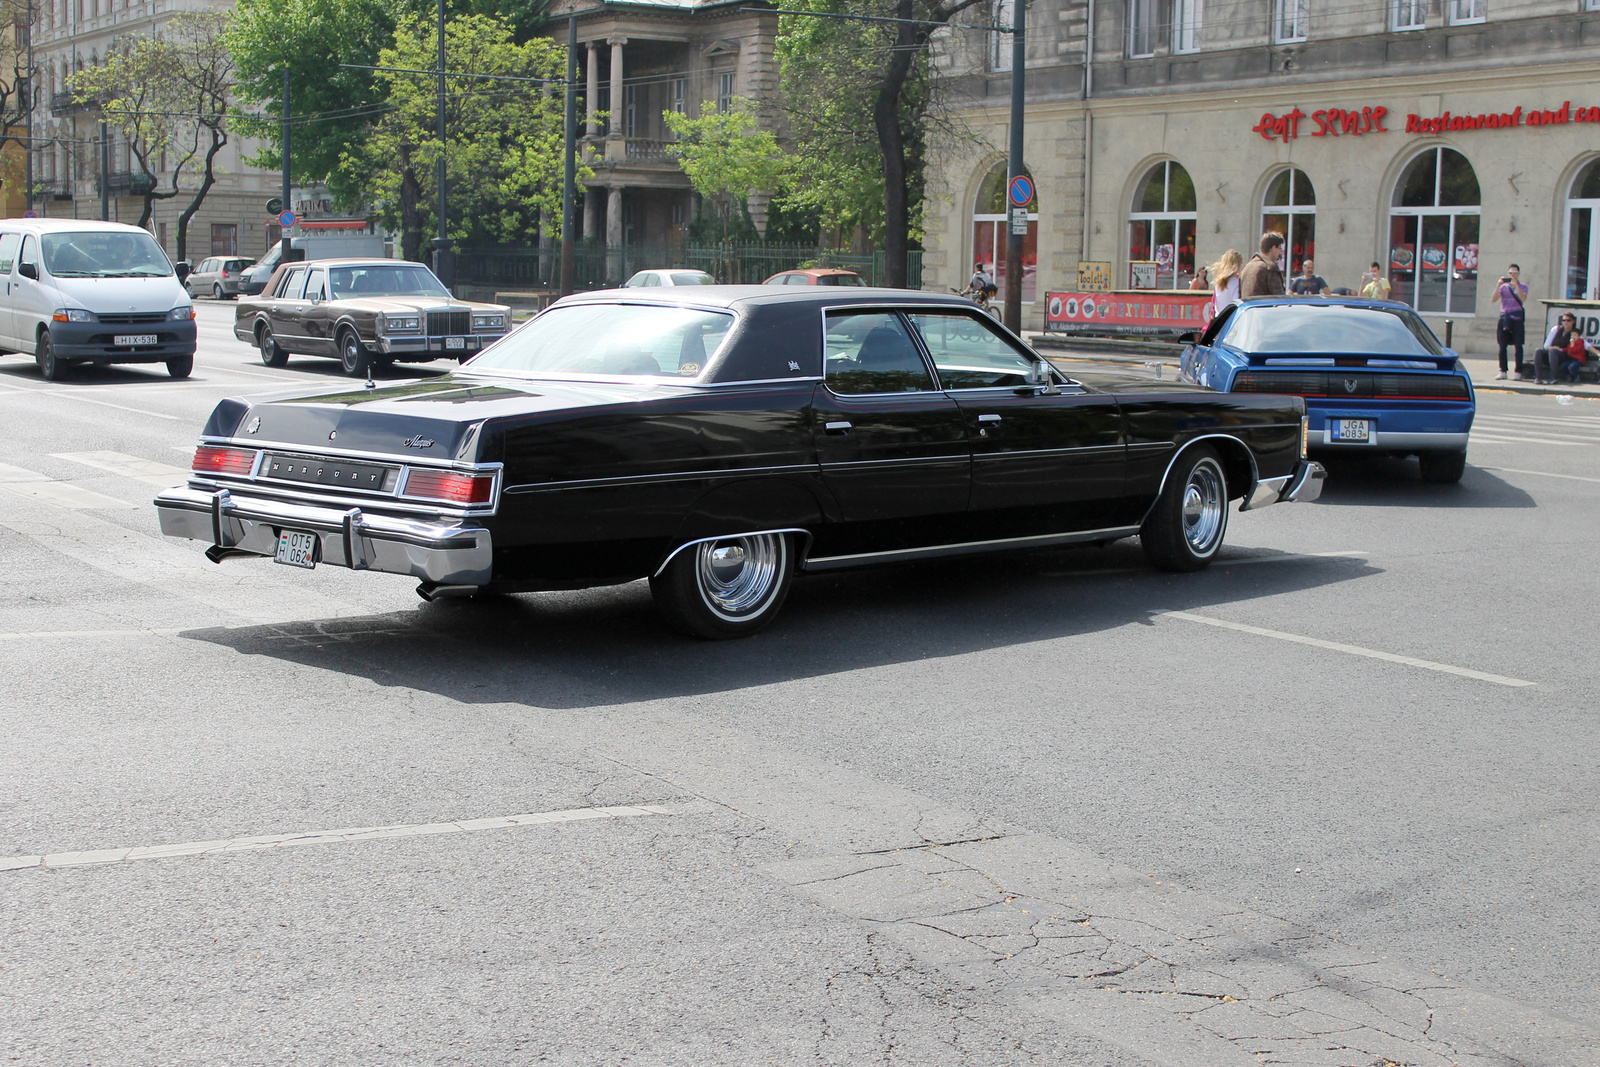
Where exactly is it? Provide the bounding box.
[1208,250,1244,314]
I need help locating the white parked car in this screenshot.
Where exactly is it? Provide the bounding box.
[622,269,716,287]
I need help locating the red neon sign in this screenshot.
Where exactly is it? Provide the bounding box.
[1252,106,1389,142]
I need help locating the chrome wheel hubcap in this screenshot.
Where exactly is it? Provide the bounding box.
[695,534,783,619]
[1182,460,1225,553]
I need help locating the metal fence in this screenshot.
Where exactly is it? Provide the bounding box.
[454,241,924,293]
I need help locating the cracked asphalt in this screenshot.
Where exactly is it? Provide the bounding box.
[2,303,1598,1065]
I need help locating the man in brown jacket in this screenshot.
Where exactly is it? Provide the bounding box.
[1238,232,1287,299]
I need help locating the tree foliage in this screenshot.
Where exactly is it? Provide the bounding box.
[73,11,235,262]
[359,13,577,260]
[663,99,787,241]
[0,0,36,193]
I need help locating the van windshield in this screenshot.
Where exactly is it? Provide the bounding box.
[43,231,173,278]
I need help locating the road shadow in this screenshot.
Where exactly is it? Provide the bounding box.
[181,540,1376,710]
[1312,455,1535,508]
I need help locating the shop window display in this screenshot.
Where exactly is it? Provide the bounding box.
[1261,168,1315,277]
[971,161,1039,304]
[1563,158,1600,300]
[1389,147,1480,315]
[1128,160,1197,289]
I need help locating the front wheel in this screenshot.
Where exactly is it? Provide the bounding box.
[649,532,795,639]
[339,328,371,378]
[36,332,67,381]
[1418,449,1466,484]
[166,354,193,378]
[1141,446,1229,572]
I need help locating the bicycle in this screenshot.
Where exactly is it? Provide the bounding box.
[951,285,1002,320]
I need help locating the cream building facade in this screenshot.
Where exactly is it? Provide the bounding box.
[24,0,279,260]
[924,0,1600,351]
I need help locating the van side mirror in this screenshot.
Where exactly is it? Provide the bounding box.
[174,261,192,281]
[18,262,37,280]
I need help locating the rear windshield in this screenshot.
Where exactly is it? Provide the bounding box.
[43,230,172,278]
[671,272,714,285]
[823,274,865,286]
[1226,303,1444,357]
[466,303,734,379]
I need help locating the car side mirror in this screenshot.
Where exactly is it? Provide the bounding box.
[1026,359,1060,395]
[174,261,192,281]
[1177,331,1198,343]
[18,262,37,280]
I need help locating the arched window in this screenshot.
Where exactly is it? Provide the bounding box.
[1129,160,1197,289]
[1389,147,1480,314]
[1563,158,1600,300]
[1262,168,1315,276]
[971,161,1038,304]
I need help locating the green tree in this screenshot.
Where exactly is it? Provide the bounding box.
[360,12,577,260]
[777,0,984,283]
[662,99,787,242]
[73,11,235,262]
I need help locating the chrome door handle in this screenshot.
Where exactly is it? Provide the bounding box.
[977,413,1001,437]
[977,414,1002,423]
[824,421,852,434]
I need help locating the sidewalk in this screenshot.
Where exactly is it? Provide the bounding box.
[1459,355,1600,398]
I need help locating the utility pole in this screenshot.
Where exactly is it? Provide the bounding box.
[99,120,108,221]
[281,68,293,260]
[560,15,577,296]
[432,0,451,287]
[1003,0,1027,333]
[24,0,33,214]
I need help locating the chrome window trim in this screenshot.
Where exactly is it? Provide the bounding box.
[653,528,815,577]
[804,525,1141,571]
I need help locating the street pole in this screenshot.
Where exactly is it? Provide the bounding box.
[559,15,577,296]
[432,0,451,287]
[281,69,292,259]
[1003,0,1026,333]
[99,120,108,221]
[24,0,33,214]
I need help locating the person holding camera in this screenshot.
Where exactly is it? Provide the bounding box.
[1360,262,1391,300]
[1493,265,1529,380]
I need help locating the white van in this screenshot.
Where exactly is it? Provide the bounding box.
[0,219,197,380]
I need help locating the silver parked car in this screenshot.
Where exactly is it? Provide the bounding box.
[186,256,254,299]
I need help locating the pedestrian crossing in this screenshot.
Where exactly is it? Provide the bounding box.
[1470,411,1600,447]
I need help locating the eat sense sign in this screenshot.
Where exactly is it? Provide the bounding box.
[1251,106,1390,143]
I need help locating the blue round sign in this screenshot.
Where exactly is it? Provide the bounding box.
[1007,175,1034,208]
[22,209,39,219]
[278,210,297,228]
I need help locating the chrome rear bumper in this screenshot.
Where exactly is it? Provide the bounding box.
[1241,460,1326,510]
[154,486,493,585]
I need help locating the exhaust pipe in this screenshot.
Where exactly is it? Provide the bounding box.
[416,582,480,602]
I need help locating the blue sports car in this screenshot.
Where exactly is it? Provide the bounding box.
[1180,298,1475,483]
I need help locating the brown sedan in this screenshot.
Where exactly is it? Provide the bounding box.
[232,258,512,376]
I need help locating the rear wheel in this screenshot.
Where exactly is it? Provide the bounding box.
[1141,446,1229,572]
[1418,449,1466,484]
[258,324,287,367]
[166,354,194,378]
[212,283,224,300]
[339,328,371,378]
[650,532,795,639]
[36,332,67,381]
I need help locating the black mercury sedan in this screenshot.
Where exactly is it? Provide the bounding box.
[156,288,1324,638]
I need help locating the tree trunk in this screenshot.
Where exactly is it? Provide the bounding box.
[873,0,922,289]
[175,130,226,265]
[399,146,422,263]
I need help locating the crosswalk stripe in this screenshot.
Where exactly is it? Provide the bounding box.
[0,480,136,509]
[52,450,191,488]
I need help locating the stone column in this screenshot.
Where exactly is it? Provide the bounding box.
[582,187,597,242]
[607,185,623,248]
[585,43,599,138]
[606,36,627,162]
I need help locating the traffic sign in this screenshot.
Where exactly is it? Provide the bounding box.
[1007,174,1034,208]
[1010,206,1029,236]
[21,209,38,219]
[266,197,283,215]
[278,210,297,228]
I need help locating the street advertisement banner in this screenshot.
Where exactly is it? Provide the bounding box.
[1045,290,1213,337]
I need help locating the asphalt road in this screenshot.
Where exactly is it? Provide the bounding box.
[2,300,1598,1065]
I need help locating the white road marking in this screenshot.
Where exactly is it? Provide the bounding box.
[1467,435,1583,446]
[0,382,180,420]
[0,461,47,482]
[1479,465,1600,485]
[0,479,135,509]
[0,627,185,639]
[52,450,191,487]
[0,804,675,872]
[1161,610,1534,687]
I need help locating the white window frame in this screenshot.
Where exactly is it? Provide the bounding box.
[717,72,734,113]
[1128,0,1156,57]
[1274,0,1308,42]
[1447,0,1485,23]
[1393,0,1426,30]
[990,0,1014,71]
[1173,0,1201,52]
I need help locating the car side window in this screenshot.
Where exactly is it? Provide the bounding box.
[304,269,327,301]
[906,311,1036,389]
[0,233,19,274]
[277,266,307,299]
[17,236,38,274]
[824,311,934,395]
[200,259,215,273]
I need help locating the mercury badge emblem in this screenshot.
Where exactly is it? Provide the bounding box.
[402,434,435,448]
[246,416,260,434]
[1343,378,1359,393]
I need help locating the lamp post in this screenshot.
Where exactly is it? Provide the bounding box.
[1002,0,1026,333]
[560,15,577,296]
[431,0,451,287]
